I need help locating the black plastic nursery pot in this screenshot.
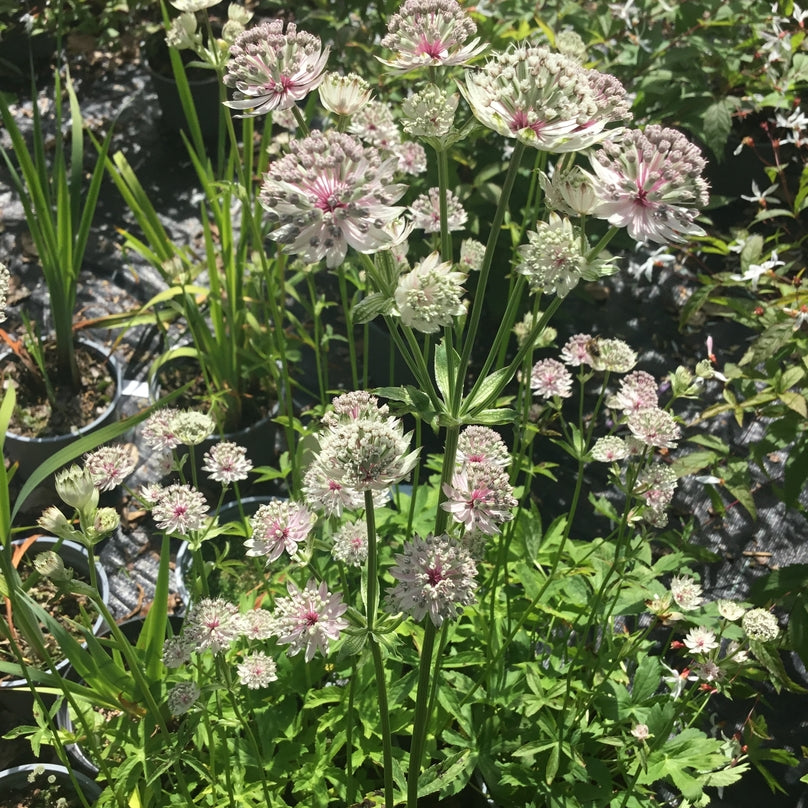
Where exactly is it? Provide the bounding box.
[0,762,102,807]
[1,337,123,483]
[0,537,110,769]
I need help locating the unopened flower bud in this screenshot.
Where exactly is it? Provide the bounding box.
[319,72,373,116]
[93,507,121,537]
[33,550,73,582]
[37,507,77,540]
[55,466,99,513]
[165,12,201,51]
[170,411,215,446]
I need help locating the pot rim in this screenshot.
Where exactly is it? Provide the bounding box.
[0,761,102,800]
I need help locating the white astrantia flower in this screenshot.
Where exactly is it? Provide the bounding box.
[318,72,373,116]
[682,626,719,655]
[401,84,459,137]
[742,608,779,642]
[409,187,467,232]
[394,252,467,333]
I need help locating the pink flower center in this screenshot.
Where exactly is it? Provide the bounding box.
[303,610,319,627]
[415,36,447,59]
[310,176,349,213]
[426,566,444,586]
[634,186,652,207]
[468,487,491,509]
[267,74,294,96]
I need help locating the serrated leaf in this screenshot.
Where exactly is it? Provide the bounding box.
[669,450,717,477]
[352,292,393,324]
[779,391,808,418]
[702,98,738,158]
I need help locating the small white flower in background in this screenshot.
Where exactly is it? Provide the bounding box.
[162,636,193,669]
[512,311,557,350]
[729,250,784,290]
[459,238,486,272]
[151,484,209,535]
[378,0,486,73]
[669,575,703,612]
[394,251,467,333]
[0,261,10,322]
[742,608,780,642]
[783,304,808,330]
[142,408,182,452]
[740,180,779,206]
[692,660,722,683]
[84,445,137,491]
[530,358,574,399]
[167,681,200,716]
[237,651,278,689]
[224,19,330,116]
[661,661,690,700]
[589,125,709,244]
[717,600,746,621]
[169,0,219,12]
[590,435,630,462]
[318,72,373,117]
[349,98,401,152]
[630,723,650,741]
[387,533,478,627]
[410,187,468,232]
[683,626,719,655]
[395,140,428,175]
[202,441,253,484]
[245,500,316,563]
[626,245,676,283]
[271,579,349,662]
[331,520,368,567]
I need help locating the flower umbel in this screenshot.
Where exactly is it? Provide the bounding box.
[379,0,486,73]
[245,500,316,563]
[260,130,406,268]
[387,533,478,626]
[84,445,137,491]
[271,579,349,662]
[589,125,709,244]
[202,441,253,484]
[394,251,467,333]
[237,651,278,689]
[441,461,517,534]
[151,484,209,535]
[224,20,330,116]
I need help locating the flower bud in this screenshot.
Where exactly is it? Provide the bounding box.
[37,506,77,541]
[171,411,216,446]
[92,507,121,538]
[55,466,99,513]
[33,550,73,582]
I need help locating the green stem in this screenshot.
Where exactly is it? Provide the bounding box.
[338,268,360,389]
[436,146,453,263]
[407,620,437,808]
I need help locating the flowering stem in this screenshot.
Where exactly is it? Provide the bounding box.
[306,272,329,406]
[407,619,437,808]
[363,489,394,807]
[338,267,360,389]
[455,141,526,406]
[436,145,453,263]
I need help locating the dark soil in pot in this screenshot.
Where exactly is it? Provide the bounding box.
[0,763,101,808]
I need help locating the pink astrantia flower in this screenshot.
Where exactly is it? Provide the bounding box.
[84,445,137,491]
[409,187,467,233]
[588,125,709,244]
[387,533,478,626]
[142,408,182,452]
[590,435,629,462]
[237,651,278,689]
[560,333,597,366]
[245,500,316,562]
[530,358,574,399]
[271,579,349,662]
[669,575,703,612]
[627,407,681,449]
[224,20,330,116]
[394,251,467,333]
[379,0,486,73]
[461,42,630,152]
[185,597,242,653]
[683,626,719,655]
[331,520,368,567]
[167,682,199,716]
[441,461,517,535]
[202,441,253,484]
[607,370,659,414]
[260,130,407,268]
[457,426,511,468]
[151,484,209,535]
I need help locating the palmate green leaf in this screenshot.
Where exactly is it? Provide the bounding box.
[702,96,740,159]
[417,749,478,799]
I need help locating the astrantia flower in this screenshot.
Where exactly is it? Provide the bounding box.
[441,461,517,534]
[387,533,477,626]
[331,520,368,567]
[539,166,599,217]
[185,597,242,653]
[260,129,406,268]
[165,12,201,51]
[588,125,709,244]
[410,188,467,233]
[237,651,278,689]
[379,0,486,73]
[517,214,606,297]
[224,20,330,116]
[84,445,137,491]
[636,463,678,527]
[162,636,193,669]
[239,608,276,641]
[530,358,574,399]
[202,441,253,484]
[167,682,200,716]
[271,579,348,662]
[683,626,719,655]
[401,84,459,137]
[151,484,209,535]
[318,71,372,116]
[301,460,367,516]
[245,500,316,562]
[692,660,722,682]
[670,575,703,612]
[590,435,629,462]
[171,410,216,446]
[560,333,597,366]
[316,416,420,492]
[461,42,630,152]
[627,407,681,449]
[717,600,745,622]
[55,465,98,512]
[325,390,390,425]
[348,99,401,152]
[142,408,182,452]
[459,238,486,272]
[742,608,779,642]
[589,338,637,373]
[457,426,511,468]
[606,370,659,414]
[395,140,428,176]
[394,251,467,333]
